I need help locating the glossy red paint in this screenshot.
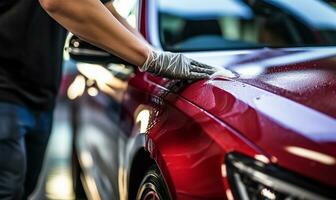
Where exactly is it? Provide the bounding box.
[124,72,267,199]
[180,77,336,185]
[127,1,336,199]
[139,0,148,40]
[232,48,336,118]
[128,48,336,199]
[125,49,336,199]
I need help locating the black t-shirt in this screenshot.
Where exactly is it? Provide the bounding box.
[0,0,110,111]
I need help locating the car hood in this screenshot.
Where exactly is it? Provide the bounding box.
[187,47,336,118]
[181,47,336,187]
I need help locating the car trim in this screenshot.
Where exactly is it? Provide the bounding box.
[226,152,336,200]
[147,0,162,49]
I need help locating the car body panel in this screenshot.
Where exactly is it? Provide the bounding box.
[121,47,336,197]
[173,48,336,188]
[181,47,336,120]
[121,72,269,199]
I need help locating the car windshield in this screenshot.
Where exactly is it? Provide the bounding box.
[158,0,336,52]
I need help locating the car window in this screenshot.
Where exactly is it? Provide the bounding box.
[158,0,336,52]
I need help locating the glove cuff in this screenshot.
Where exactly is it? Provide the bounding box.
[140,49,155,72]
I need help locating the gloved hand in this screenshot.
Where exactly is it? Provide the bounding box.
[140,50,216,80]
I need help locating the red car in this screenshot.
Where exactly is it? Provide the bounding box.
[67,0,336,199]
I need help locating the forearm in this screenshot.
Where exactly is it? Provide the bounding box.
[39,0,149,66]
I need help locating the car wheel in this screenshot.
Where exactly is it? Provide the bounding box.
[136,165,171,200]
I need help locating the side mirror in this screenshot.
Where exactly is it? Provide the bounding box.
[67,35,133,66]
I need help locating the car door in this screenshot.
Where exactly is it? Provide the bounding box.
[67,33,137,200]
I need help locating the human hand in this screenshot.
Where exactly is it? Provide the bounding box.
[140,50,216,80]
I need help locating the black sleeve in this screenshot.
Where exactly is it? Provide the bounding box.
[100,0,112,4]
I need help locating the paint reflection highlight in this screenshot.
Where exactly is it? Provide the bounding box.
[286,146,336,165]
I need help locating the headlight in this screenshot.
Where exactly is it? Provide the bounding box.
[226,153,335,200]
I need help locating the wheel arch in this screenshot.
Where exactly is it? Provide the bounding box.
[126,133,174,200]
[128,148,155,200]
[125,133,154,200]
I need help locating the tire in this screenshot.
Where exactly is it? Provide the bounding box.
[136,165,171,200]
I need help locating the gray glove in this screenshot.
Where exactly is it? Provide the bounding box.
[140,50,216,80]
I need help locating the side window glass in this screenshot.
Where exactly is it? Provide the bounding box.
[158,0,328,51]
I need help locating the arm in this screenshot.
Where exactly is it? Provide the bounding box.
[39,0,216,79]
[39,0,148,66]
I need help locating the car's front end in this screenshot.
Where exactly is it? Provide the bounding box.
[141,0,336,199]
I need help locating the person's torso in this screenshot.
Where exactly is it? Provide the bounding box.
[0,0,67,111]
